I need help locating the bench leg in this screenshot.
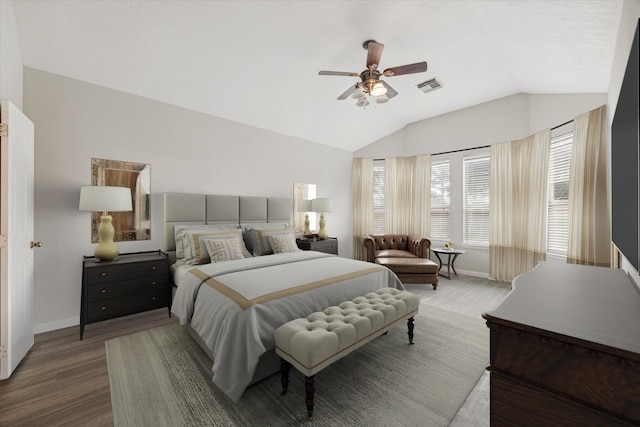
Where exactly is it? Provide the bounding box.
[305,375,316,420]
[407,317,415,345]
[280,358,290,395]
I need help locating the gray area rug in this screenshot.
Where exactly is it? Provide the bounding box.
[106,304,489,426]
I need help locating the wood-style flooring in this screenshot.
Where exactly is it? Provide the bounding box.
[0,275,510,427]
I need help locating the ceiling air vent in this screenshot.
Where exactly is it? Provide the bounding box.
[417,77,442,93]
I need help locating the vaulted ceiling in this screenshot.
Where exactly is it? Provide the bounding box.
[11,0,623,151]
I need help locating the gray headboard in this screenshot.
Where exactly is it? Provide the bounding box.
[163,192,292,264]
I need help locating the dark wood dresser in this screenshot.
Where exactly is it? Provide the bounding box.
[482,262,640,426]
[80,250,170,339]
[296,237,338,255]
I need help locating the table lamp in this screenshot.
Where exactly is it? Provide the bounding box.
[79,185,132,261]
[311,198,333,240]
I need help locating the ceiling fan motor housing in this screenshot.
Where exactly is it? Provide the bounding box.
[360,69,382,94]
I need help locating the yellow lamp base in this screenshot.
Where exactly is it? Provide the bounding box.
[94,214,120,261]
[317,213,328,240]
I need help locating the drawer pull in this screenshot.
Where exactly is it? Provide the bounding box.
[101,289,107,294]
[152,296,156,301]
[101,306,107,310]
[152,266,156,270]
[101,272,107,277]
[152,281,156,285]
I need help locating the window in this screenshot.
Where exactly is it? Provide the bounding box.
[372,160,385,234]
[430,159,450,240]
[547,132,573,256]
[463,154,490,246]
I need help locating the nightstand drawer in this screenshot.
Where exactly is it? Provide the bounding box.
[86,291,168,322]
[86,260,166,284]
[86,275,167,301]
[296,238,339,255]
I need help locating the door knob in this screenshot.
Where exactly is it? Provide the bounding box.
[30,241,43,249]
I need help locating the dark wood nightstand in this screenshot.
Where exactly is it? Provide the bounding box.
[80,250,170,339]
[296,237,338,255]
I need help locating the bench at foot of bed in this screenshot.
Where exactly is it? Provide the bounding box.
[274,287,420,420]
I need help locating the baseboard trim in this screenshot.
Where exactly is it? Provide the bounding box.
[34,317,77,334]
[455,269,490,279]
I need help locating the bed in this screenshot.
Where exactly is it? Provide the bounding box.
[164,193,403,402]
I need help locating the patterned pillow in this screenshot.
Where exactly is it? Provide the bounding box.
[247,227,293,256]
[182,229,251,265]
[174,224,239,262]
[268,233,300,254]
[204,237,245,263]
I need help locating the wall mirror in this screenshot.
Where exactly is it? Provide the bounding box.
[91,158,151,242]
[293,182,316,233]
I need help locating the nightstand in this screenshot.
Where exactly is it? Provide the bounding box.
[80,250,170,339]
[296,237,338,255]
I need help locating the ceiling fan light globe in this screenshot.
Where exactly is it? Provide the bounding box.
[370,82,387,97]
[376,94,389,103]
[356,97,370,108]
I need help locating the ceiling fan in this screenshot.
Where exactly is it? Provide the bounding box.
[318,40,427,106]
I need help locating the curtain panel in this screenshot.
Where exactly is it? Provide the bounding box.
[567,105,610,266]
[490,129,550,281]
[384,155,430,237]
[352,158,373,261]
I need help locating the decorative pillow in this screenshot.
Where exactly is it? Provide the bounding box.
[204,237,245,263]
[182,229,251,265]
[174,224,239,261]
[241,222,289,253]
[247,227,293,256]
[268,233,299,254]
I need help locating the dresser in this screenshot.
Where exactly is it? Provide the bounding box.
[482,261,640,426]
[296,237,338,255]
[80,250,170,339]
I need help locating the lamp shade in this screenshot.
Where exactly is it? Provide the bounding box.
[79,186,132,212]
[311,198,333,213]
[298,199,312,212]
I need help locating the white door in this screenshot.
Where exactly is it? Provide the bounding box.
[0,99,36,380]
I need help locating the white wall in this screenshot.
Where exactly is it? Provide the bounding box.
[24,67,354,333]
[354,92,607,277]
[0,0,23,108]
[608,0,640,288]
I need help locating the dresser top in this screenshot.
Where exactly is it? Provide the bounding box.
[483,261,640,357]
[83,250,166,267]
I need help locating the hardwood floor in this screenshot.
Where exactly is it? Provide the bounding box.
[0,309,176,427]
[0,276,510,427]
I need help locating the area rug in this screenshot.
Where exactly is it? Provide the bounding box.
[106,304,489,427]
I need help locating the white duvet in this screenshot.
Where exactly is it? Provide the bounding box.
[171,251,403,402]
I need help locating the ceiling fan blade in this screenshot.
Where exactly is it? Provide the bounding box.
[366,41,384,69]
[380,80,398,99]
[337,84,358,100]
[382,61,428,77]
[319,70,360,77]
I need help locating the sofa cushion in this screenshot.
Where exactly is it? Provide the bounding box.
[375,249,417,259]
[376,257,439,274]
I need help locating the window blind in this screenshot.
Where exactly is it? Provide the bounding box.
[463,154,490,245]
[430,159,450,240]
[547,132,573,256]
[372,160,385,234]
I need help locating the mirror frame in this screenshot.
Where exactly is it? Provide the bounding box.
[91,158,151,242]
[293,182,316,233]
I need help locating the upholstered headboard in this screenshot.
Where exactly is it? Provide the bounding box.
[163,192,292,264]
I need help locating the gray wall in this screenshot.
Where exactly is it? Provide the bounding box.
[0,0,23,109]
[24,68,353,332]
[354,92,608,277]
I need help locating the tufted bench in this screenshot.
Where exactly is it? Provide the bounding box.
[274,287,420,419]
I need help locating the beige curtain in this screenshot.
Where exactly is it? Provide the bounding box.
[490,129,550,281]
[567,105,610,266]
[352,158,373,260]
[384,155,430,237]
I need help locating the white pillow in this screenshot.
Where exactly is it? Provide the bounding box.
[204,237,245,263]
[247,227,293,256]
[268,233,300,254]
[182,229,251,265]
[174,224,239,261]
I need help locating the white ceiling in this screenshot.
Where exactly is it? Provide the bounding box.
[12,0,623,152]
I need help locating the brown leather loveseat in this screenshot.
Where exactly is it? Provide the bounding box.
[363,234,439,290]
